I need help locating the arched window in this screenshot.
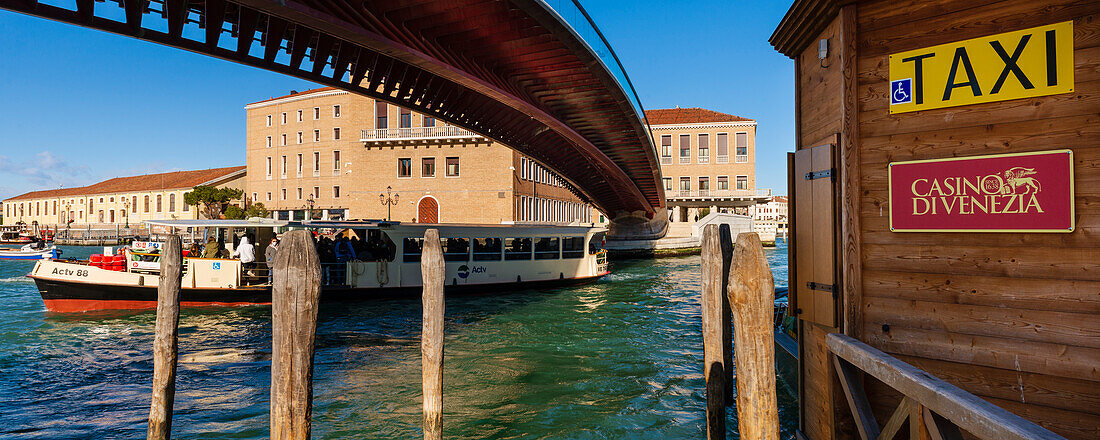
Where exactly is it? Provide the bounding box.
[144,196,150,213]
[169,194,175,212]
[156,195,162,212]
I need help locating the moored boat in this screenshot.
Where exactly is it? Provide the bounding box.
[29,219,610,313]
[0,243,61,260]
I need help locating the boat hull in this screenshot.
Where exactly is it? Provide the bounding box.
[32,272,608,313]
[0,249,59,260]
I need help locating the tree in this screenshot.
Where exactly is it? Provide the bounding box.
[223,205,246,220]
[223,203,269,220]
[245,203,270,219]
[184,186,244,219]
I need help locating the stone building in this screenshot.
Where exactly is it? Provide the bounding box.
[244,88,595,224]
[1,166,246,227]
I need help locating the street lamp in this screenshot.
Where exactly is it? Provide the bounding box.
[379,186,399,221]
[122,198,130,228]
[306,194,316,220]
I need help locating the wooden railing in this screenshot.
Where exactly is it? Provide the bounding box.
[827,333,1065,440]
[360,125,483,142]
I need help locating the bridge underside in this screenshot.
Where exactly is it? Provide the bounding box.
[1,0,667,237]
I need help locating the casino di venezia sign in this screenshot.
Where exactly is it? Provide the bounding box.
[889,150,1074,233]
[889,21,1074,113]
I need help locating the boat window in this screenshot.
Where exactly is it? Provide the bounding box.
[534,237,560,260]
[504,238,531,260]
[562,236,585,259]
[403,237,423,263]
[589,232,606,254]
[440,237,469,262]
[472,238,502,261]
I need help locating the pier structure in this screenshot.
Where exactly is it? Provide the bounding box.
[0,0,671,240]
[771,1,1098,439]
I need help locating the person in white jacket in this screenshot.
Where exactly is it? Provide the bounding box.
[232,235,257,280]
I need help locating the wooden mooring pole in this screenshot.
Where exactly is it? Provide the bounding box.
[270,230,322,440]
[701,224,727,439]
[147,235,182,440]
[717,224,735,403]
[421,229,445,440]
[727,232,779,440]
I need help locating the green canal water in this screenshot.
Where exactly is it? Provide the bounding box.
[0,243,795,439]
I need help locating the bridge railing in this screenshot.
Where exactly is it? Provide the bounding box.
[668,189,772,199]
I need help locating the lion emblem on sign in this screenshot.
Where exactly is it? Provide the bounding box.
[982,167,1042,194]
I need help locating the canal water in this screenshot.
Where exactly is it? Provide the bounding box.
[0,243,795,439]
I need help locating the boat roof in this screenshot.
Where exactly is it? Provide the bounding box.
[145,218,605,233]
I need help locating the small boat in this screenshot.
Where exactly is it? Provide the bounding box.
[0,243,61,260]
[0,227,34,245]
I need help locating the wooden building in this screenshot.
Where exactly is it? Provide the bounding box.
[770,1,1098,439]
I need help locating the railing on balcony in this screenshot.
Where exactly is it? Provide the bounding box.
[661,156,673,165]
[360,126,485,142]
[698,155,710,164]
[667,188,772,199]
[736,154,749,163]
[716,154,729,164]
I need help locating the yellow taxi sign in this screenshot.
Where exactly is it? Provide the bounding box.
[889,21,1073,114]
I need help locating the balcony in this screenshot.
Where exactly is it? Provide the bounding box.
[698,155,710,164]
[360,126,485,143]
[736,155,749,163]
[667,188,772,200]
[661,156,673,165]
[716,154,729,164]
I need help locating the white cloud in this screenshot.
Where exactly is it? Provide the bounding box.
[0,151,94,197]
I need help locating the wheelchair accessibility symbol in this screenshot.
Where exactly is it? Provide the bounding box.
[890,78,912,105]
[212,262,221,270]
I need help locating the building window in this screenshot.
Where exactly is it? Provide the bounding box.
[266,115,272,127]
[132,196,137,213]
[698,134,709,163]
[297,188,303,200]
[313,186,320,198]
[699,177,710,195]
[398,158,412,178]
[520,158,528,180]
[297,154,303,177]
[281,112,287,124]
[679,177,690,195]
[333,186,340,198]
[663,177,672,190]
[313,129,320,142]
[266,156,272,179]
[267,192,272,201]
[252,192,257,202]
[736,175,748,190]
[333,105,341,118]
[297,132,303,144]
[297,109,303,122]
[422,157,436,177]
[144,195,150,212]
[661,135,672,164]
[400,107,412,128]
[736,132,748,163]
[333,150,341,172]
[446,157,460,177]
[281,156,287,178]
[717,175,729,190]
[266,136,272,148]
[313,107,320,120]
[313,152,320,176]
[156,195,162,212]
[423,116,435,127]
[679,134,690,163]
[717,133,729,163]
[333,127,341,140]
[376,102,387,129]
[169,194,176,212]
[281,134,287,146]
[281,189,287,200]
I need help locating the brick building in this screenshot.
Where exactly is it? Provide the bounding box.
[244,88,595,224]
[1,166,246,227]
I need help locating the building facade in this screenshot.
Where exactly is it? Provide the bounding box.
[751,195,788,243]
[244,88,594,224]
[1,166,246,227]
[644,107,770,234]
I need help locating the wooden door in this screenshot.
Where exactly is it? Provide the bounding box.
[417,197,438,223]
[792,140,838,328]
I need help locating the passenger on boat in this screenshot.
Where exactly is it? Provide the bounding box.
[265,237,279,283]
[232,235,257,281]
[187,242,202,258]
[200,236,221,258]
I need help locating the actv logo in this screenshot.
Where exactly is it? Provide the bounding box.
[909,167,1044,216]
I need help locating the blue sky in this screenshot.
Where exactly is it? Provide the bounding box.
[0,1,794,200]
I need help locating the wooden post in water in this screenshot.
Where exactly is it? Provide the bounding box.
[421,229,445,440]
[717,223,735,402]
[727,232,778,440]
[147,235,182,440]
[700,224,726,439]
[270,230,322,440]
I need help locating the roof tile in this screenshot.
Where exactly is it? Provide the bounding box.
[4,166,245,201]
[644,107,754,125]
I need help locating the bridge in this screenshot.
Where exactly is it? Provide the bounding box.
[0,0,668,238]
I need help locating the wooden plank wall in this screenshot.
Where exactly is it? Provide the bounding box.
[852,1,1100,439]
[796,14,846,440]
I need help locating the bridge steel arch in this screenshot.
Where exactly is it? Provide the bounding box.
[1,0,668,238]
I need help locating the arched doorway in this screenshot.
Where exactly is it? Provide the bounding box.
[417,196,438,223]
